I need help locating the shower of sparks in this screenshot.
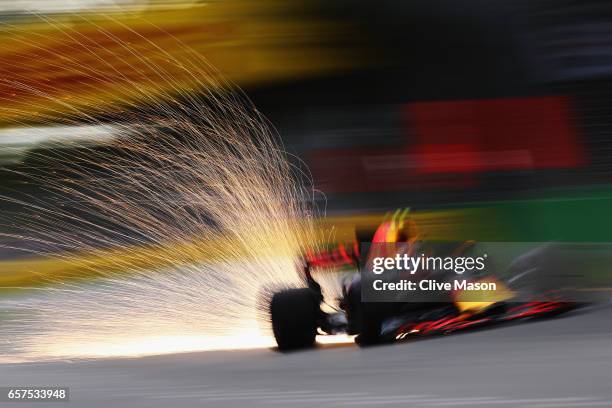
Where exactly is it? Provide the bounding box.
[0,12,333,361]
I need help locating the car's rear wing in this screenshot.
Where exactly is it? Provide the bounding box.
[305,241,360,269]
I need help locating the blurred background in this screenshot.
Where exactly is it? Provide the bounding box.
[2,3,612,402]
[3,0,612,283]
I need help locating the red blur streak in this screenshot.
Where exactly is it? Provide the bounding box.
[447,318,491,331]
[309,147,477,193]
[306,243,357,268]
[506,301,569,320]
[408,96,584,173]
[407,316,456,334]
[399,315,482,336]
[337,243,352,264]
[429,316,464,331]
[308,96,584,193]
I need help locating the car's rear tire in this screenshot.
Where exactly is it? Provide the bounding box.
[270,288,318,351]
[355,301,385,346]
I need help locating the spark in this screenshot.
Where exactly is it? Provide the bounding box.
[0,12,328,361]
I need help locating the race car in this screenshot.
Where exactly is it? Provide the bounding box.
[270,209,578,350]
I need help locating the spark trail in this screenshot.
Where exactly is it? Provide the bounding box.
[0,12,327,361]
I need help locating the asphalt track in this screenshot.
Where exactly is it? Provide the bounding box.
[1,304,611,408]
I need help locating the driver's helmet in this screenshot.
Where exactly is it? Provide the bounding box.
[368,208,420,262]
[372,208,419,244]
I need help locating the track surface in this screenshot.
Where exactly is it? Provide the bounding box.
[1,305,611,408]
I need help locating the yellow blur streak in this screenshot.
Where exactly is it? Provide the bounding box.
[454,278,515,313]
[0,1,359,126]
[0,209,489,289]
[0,237,228,288]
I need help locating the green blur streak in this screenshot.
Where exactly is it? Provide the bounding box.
[458,186,612,242]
